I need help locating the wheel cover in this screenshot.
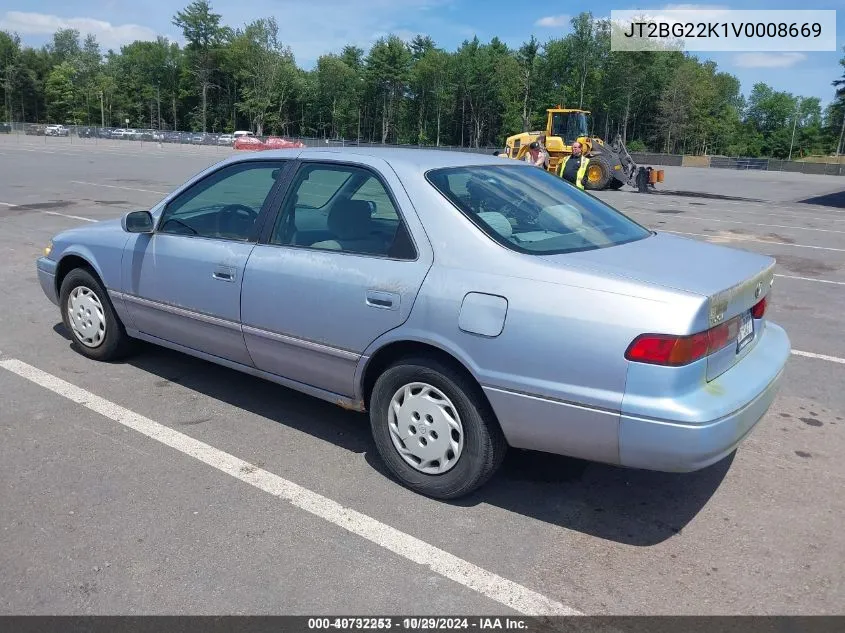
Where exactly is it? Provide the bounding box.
[67,286,106,348]
[387,382,465,475]
[587,164,603,183]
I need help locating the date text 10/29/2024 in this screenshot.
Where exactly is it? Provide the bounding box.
[308,618,530,630]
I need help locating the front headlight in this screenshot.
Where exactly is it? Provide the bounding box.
[44,241,53,257]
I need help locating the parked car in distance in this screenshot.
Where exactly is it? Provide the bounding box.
[45,124,69,137]
[0,122,11,134]
[218,133,235,146]
[77,126,100,138]
[35,148,791,499]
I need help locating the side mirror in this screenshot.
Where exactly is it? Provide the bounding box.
[122,210,154,233]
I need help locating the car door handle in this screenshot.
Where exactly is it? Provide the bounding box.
[212,269,234,282]
[366,290,399,310]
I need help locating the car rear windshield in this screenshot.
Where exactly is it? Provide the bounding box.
[426,164,652,255]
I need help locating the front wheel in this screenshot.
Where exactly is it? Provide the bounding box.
[59,267,134,361]
[583,155,613,190]
[369,357,507,499]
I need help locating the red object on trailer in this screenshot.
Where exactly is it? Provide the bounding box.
[233,136,305,151]
[233,136,264,150]
[264,137,306,149]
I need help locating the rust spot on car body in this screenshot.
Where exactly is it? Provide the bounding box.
[336,398,366,412]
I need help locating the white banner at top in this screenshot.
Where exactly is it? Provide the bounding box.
[609,9,837,52]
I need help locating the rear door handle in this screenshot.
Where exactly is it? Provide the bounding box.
[366,290,399,310]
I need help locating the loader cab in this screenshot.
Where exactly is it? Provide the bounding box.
[548,109,589,146]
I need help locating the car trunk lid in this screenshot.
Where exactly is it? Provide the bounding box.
[541,232,775,379]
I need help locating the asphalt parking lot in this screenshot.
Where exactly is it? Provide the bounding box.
[0,135,843,615]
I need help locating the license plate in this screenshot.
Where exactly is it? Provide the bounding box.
[737,311,754,349]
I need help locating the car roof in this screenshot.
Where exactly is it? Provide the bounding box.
[226,146,517,173]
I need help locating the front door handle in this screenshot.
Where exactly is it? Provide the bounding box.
[212,266,236,282]
[366,290,399,310]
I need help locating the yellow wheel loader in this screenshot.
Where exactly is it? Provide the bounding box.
[501,107,664,191]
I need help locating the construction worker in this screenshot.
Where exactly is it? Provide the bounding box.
[556,141,590,190]
[523,140,549,168]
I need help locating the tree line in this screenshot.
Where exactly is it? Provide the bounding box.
[2,1,844,158]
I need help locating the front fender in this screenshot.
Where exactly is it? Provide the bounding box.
[52,234,133,324]
[54,245,108,289]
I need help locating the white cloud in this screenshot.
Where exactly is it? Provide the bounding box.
[535,15,570,28]
[0,11,166,50]
[733,52,808,68]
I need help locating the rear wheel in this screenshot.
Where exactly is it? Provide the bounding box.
[584,155,612,190]
[369,356,507,499]
[59,267,134,361]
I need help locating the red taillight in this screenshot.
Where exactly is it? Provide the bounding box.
[751,296,767,319]
[625,315,743,366]
[625,332,709,366]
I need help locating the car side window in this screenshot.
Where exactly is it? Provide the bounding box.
[270,163,416,260]
[158,161,284,241]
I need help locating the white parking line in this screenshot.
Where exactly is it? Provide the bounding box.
[613,200,845,224]
[0,358,579,616]
[664,230,845,252]
[630,210,845,235]
[43,211,98,223]
[70,181,168,195]
[792,350,845,365]
[5,146,61,154]
[775,274,845,286]
[1,202,97,223]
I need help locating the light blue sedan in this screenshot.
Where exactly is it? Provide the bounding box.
[36,148,791,498]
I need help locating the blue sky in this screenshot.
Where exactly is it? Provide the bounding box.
[1,0,842,108]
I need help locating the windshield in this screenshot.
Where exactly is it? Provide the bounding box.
[426,164,651,255]
[551,112,588,143]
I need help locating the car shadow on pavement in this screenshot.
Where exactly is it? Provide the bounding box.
[448,448,734,546]
[54,324,732,547]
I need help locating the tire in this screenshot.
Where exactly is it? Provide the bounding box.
[59,267,134,361]
[369,356,507,499]
[583,155,612,190]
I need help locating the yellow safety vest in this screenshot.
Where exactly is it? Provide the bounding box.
[557,155,590,190]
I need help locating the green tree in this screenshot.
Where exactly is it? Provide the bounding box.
[45,60,79,123]
[227,17,296,135]
[365,36,411,143]
[172,0,226,131]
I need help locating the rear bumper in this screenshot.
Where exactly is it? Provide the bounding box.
[483,321,790,473]
[37,257,59,306]
[619,321,790,472]
[618,366,784,472]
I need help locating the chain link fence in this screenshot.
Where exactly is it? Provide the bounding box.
[0,122,498,154]
[2,121,844,175]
